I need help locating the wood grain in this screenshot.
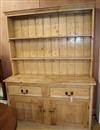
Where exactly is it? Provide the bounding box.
[0,0,39,78]
[0,0,96,78]
[39,0,96,8]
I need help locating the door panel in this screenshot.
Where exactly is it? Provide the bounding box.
[10,96,44,122]
[32,98,44,123]
[10,96,33,121]
[10,96,89,128]
[49,100,89,128]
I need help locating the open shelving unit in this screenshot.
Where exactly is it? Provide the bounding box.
[7,8,94,76]
[4,6,96,130]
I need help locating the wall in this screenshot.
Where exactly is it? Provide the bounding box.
[39,0,95,8]
[97,47,100,123]
[96,0,100,123]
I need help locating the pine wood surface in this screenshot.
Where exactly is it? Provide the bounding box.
[5,6,96,130]
[6,8,94,76]
[4,74,96,85]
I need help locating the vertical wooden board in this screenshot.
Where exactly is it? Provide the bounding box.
[28,17,36,38]
[21,39,30,74]
[90,38,93,76]
[44,39,52,75]
[29,40,38,74]
[35,17,43,37]
[83,13,92,35]
[17,61,24,74]
[14,19,22,38]
[75,61,83,75]
[83,37,91,57]
[15,102,25,120]
[52,60,59,75]
[45,61,52,75]
[29,40,38,57]
[67,61,75,75]
[15,18,28,74]
[43,15,51,37]
[27,61,32,74]
[26,61,32,74]
[59,60,67,75]
[22,40,30,57]
[12,61,18,75]
[59,13,66,36]
[83,61,90,76]
[38,60,45,74]
[67,14,75,36]
[24,61,31,74]
[67,38,75,57]
[59,38,67,57]
[24,103,32,121]
[81,101,89,127]
[51,14,59,36]
[21,18,29,37]
[75,37,84,57]
[75,14,84,35]
[43,100,52,124]
[8,18,15,38]
[51,38,59,75]
[15,41,23,57]
[44,39,52,57]
[37,39,44,57]
[28,40,32,57]
[10,42,16,58]
[31,61,38,74]
[51,38,59,57]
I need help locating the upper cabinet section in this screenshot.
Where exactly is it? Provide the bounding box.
[7,8,93,40]
[5,6,95,76]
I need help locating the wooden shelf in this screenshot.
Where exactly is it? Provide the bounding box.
[12,57,92,61]
[9,35,92,41]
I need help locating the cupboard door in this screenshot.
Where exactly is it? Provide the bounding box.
[32,98,44,123]
[10,96,45,123]
[10,96,33,121]
[49,100,89,128]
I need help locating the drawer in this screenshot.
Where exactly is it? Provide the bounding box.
[7,85,42,96]
[50,87,89,98]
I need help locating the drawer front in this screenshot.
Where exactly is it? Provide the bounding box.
[50,87,89,98]
[8,85,42,96]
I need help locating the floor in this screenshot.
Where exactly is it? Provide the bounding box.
[93,124,100,130]
[17,121,100,130]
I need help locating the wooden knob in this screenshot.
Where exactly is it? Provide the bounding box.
[65,91,68,95]
[21,89,24,93]
[26,89,28,94]
[65,91,71,96]
[70,92,74,95]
